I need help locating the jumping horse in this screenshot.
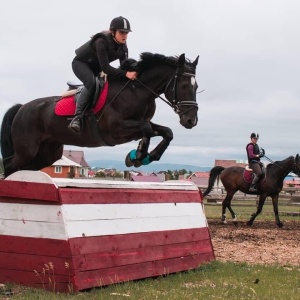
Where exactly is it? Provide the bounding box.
[0,52,199,177]
[203,155,300,227]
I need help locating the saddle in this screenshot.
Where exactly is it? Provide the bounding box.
[54,76,108,117]
[243,164,266,184]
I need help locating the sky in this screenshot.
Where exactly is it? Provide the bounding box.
[1,0,300,168]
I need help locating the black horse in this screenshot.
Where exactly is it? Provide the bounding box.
[1,52,199,177]
[203,155,300,227]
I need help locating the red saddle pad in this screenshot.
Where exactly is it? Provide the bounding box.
[243,169,253,184]
[55,81,108,116]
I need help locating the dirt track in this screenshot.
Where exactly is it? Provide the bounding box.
[208,219,300,266]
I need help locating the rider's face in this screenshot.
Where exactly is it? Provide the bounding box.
[251,137,258,144]
[114,31,129,44]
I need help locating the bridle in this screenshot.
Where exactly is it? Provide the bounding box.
[96,69,199,122]
[136,70,198,117]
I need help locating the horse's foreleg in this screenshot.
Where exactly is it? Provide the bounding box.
[271,194,283,228]
[123,121,154,167]
[247,195,266,226]
[147,123,173,162]
[221,192,235,224]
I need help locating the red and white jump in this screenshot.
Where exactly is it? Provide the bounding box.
[0,171,215,292]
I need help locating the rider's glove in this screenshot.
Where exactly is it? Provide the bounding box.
[259,148,265,158]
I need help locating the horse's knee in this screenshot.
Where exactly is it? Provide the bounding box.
[164,128,173,142]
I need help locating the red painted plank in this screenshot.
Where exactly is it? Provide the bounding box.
[69,228,211,254]
[0,253,74,275]
[58,188,202,204]
[0,236,71,257]
[73,239,214,271]
[0,269,74,293]
[0,181,59,202]
[74,253,215,290]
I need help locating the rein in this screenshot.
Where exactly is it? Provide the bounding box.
[96,80,131,122]
[96,70,198,122]
[263,155,298,174]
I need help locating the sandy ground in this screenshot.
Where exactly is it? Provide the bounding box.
[208,219,300,266]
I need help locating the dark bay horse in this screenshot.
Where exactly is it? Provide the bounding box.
[203,155,300,227]
[1,52,199,177]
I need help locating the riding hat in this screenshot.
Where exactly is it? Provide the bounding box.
[110,16,132,32]
[250,133,259,139]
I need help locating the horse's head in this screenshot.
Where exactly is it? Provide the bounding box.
[292,154,300,176]
[164,53,199,129]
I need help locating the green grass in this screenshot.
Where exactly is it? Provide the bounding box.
[203,198,300,221]
[2,261,300,300]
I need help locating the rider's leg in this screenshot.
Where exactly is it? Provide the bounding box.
[69,59,95,133]
[249,163,262,192]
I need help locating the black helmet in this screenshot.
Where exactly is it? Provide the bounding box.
[250,133,259,139]
[110,16,132,32]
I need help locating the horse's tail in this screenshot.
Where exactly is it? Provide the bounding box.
[1,104,22,159]
[203,166,225,197]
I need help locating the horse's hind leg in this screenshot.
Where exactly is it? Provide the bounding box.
[3,139,40,177]
[23,141,63,171]
[247,194,266,226]
[271,194,283,228]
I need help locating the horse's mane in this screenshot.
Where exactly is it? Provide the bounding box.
[267,155,294,169]
[120,52,195,73]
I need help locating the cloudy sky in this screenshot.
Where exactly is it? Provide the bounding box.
[1,0,300,168]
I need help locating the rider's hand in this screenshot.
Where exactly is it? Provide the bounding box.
[126,71,138,80]
[259,148,265,158]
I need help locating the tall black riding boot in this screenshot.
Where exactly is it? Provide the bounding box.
[68,88,92,133]
[249,174,259,192]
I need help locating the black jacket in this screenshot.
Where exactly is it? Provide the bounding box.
[74,31,128,78]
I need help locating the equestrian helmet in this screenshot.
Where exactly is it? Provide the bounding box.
[250,133,259,139]
[110,16,132,32]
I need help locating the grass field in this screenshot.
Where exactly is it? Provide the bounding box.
[203,197,300,221]
[1,261,299,300]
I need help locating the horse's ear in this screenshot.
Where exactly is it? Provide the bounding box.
[192,55,199,68]
[296,154,299,161]
[177,53,186,67]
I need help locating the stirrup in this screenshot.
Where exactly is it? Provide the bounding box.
[68,116,82,134]
[249,185,257,192]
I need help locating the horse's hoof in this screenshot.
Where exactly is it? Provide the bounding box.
[125,153,134,167]
[125,150,137,167]
[246,221,253,226]
[134,160,143,168]
[277,222,284,228]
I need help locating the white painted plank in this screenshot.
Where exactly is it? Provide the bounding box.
[53,178,198,190]
[0,203,64,222]
[0,220,67,239]
[4,171,199,191]
[61,203,205,221]
[64,215,208,238]
[5,170,57,186]
[0,203,204,222]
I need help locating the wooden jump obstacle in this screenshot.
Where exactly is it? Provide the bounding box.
[0,171,215,292]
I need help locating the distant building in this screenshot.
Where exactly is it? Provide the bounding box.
[187,172,210,186]
[42,155,81,178]
[63,150,90,177]
[214,159,247,168]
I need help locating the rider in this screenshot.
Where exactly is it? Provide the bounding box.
[68,16,138,133]
[246,133,265,192]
